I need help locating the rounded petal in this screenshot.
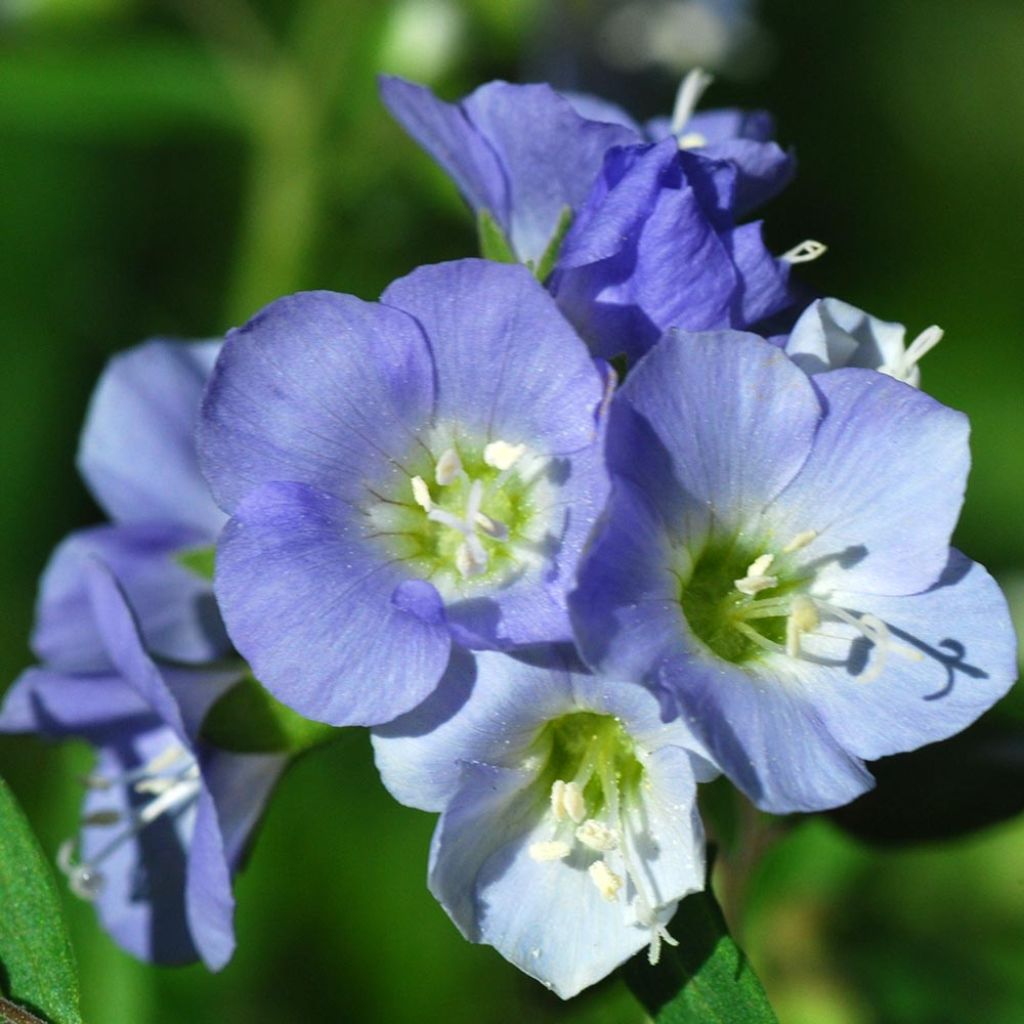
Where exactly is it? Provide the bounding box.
[613,331,821,531]
[198,290,436,512]
[764,368,970,595]
[381,259,607,454]
[78,339,225,534]
[32,523,228,673]
[796,550,1018,761]
[215,480,452,727]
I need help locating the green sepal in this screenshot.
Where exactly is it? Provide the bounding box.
[527,204,573,283]
[475,208,517,264]
[176,544,216,582]
[622,886,777,1023]
[200,674,340,754]
[0,778,83,1024]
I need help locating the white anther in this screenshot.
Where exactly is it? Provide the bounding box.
[884,324,944,385]
[575,819,619,852]
[474,512,508,540]
[411,475,432,512]
[435,448,463,485]
[670,67,714,136]
[782,529,818,554]
[550,780,567,821]
[550,779,586,823]
[735,553,778,596]
[782,239,828,264]
[455,537,488,579]
[528,840,572,862]
[588,860,623,902]
[483,440,526,471]
[678,131,707,149]
[786,595,821,657]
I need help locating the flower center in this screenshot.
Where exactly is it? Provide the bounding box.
[525,712,677,964]
[366,431,554,598]
[679,529,921,679]
[58,743,201,901]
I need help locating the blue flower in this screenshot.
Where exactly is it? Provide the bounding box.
[198,259,610,727]
[381,74,797,363]
[571,330,1017,813]
[372,646,715,998]
[785,296,944,387]
[1,338,283,967]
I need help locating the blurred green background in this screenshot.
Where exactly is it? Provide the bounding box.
[1,1,1023,1021]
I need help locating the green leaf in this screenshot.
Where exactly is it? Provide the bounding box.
[175,544,216,582]
[201,675,340,754]
[0,778,82,1024]
[475,209,517,264]
[528,205,573,283]
[622,888,777,1024]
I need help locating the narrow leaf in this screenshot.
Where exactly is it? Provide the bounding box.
[201,675,339,754]
[0,779,82,1024]
[622,889,777,1024]
[475,209,517,264]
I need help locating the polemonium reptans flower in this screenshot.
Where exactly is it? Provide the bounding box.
[198,259,609,727]
[382,74,797,363]
[785,296,943,387]
[0,562,284,968]
[571,331,1017,813]
[372,647,715,998]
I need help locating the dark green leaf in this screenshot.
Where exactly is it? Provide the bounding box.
[201,675,339,754]
[0,779,82,1024]
[475,209,517,264]
[622,888,777,1024]
[830,717,1024,845]
[175,544,216,582]
[528,205,573,283]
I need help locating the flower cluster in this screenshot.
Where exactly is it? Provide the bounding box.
[3,70,1016,998]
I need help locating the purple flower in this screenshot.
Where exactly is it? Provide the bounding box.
[198,260,610,727]
[1,338,283,967]
[381,73,797,364]
[571,330,1017,813]
[785,296,944,387]
[372,646,715,998]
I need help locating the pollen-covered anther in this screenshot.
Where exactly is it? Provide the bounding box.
[588,860,623,902]
[678,131,707,149]
[735,553,778,596]
[786,595,820,657]
[550,779,586,823]
[782,529,818,554]
[483,440,526,471]
[435,447,463,485]
[411,475,432,511]
[474,511,508,541]
[575,819,619,852]
[782,239,828,264]
[528,840,572,862]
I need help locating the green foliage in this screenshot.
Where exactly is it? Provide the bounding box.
[201,675,339,754]
[622,888,777,1024]
[528,205,573,283]
[175,545,216,582]
[0,779,81,1024]
[476,208,517,264]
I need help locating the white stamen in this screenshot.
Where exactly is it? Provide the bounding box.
[411,475,432,511]
[455,538,488,578]
[465,478,485,524]
[884,324,943,384]
[678,131,707,149]
[782,529,818,554]
[670,68,714,136]
[550,780,568,821]
[528,840,572,862]
[435,448,463,485]
[428,506,471,534]
[562,781,587,824]
[474,512,508,540]
[785,595,820,657]
[782,239,828,264]
[575,819,619,852]
[647,924,679,965]
[588,860,623,902]
[735,553,778,596]
[483,440,526,471]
